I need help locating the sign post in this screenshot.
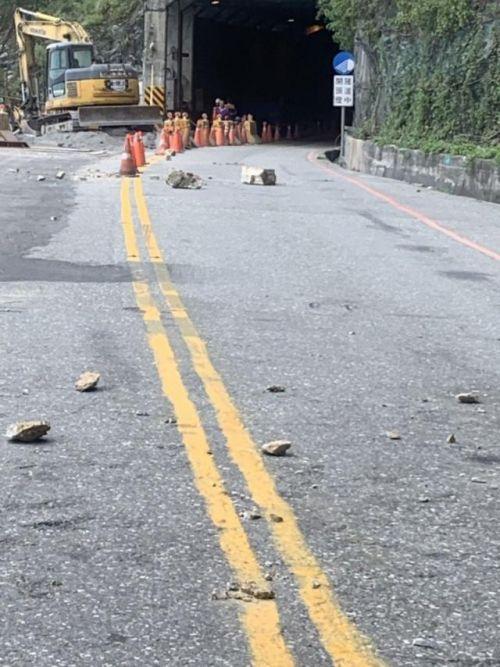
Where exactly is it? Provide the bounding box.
[332,52,355,157]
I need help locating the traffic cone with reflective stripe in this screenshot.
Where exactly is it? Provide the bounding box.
[194,124,203,148]
[119,134,138,177]
[171,128,184,153]
[133,131,146,168]
[155,127,169,155]
[214,123,225,147]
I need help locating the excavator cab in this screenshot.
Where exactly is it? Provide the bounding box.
[46,42,94,101]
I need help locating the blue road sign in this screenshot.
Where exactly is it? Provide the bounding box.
[333,51,355,75]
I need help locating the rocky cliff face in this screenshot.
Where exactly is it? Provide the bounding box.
[319,0,499,157]
[354,11,499,147]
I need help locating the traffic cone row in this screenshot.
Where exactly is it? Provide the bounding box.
[155,127,186,155]
[260,122,298,144]
[120,131,148,177]
[120,118,303,177]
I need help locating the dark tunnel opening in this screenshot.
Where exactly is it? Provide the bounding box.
[190,0,346,139]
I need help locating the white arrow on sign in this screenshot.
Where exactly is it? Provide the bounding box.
[336,58,355,75]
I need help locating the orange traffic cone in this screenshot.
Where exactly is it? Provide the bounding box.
[266,123,274,143]
[194,125,203,148]
[214,124,225,147]
[202,125,210,147]
[274,125,281,142]
[286,124,293,140]
[155,127,169,155]
[120,134,138,177]
[133,131,146,168]
[234,123,242,145]
[240,120,247,144]
[171,129,184,153]
[261,121,268,143]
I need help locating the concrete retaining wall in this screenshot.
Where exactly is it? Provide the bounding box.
[342,134,500,204]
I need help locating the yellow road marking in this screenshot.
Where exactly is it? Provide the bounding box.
[121,179,294,667]
[120,179,140,261]
[133,175,384,666]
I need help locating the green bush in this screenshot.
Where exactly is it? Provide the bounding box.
[318,0,500,162]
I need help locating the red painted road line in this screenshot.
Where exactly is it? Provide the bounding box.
[307,151,500,263]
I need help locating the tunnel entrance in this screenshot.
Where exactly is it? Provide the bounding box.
[191,0,340,134]
[143,0,346,140]
[193,0,338,132]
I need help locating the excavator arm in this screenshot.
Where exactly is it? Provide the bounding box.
[14,7,91,106]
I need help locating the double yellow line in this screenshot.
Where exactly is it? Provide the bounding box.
[120,169,384,666]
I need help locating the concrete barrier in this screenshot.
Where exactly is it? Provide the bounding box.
[341,133,500,204]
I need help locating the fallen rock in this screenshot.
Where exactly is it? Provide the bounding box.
[312,580,321,589]
[166,170,202,189]
[447,433,456,444]
[241,166,277,186]
[6,421,50,443]
[165,417,178,425]
[37,175,46,182]
[456,392,480,404]
[55,170,65,180]
[267,385,286,393]
[75,371,100,392]
[240,581,275,600]
[386,430,401,440]
[262,440,291,456]
[213,580,275,602]
[270,513,283,523]
[412,637,439,650]
[241,508,262,520]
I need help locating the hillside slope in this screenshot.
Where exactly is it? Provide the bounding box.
[318,0,500,160]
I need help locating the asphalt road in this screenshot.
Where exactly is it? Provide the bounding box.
[0,141,498,667]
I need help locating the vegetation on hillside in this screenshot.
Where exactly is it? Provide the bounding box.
[318,0,500,162]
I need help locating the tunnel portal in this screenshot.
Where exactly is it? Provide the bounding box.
[144,0,341,135]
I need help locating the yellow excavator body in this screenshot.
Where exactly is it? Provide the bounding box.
[45,77,140,112]
[15,7,162,131]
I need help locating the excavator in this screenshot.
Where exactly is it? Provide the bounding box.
[14,7,162,133]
